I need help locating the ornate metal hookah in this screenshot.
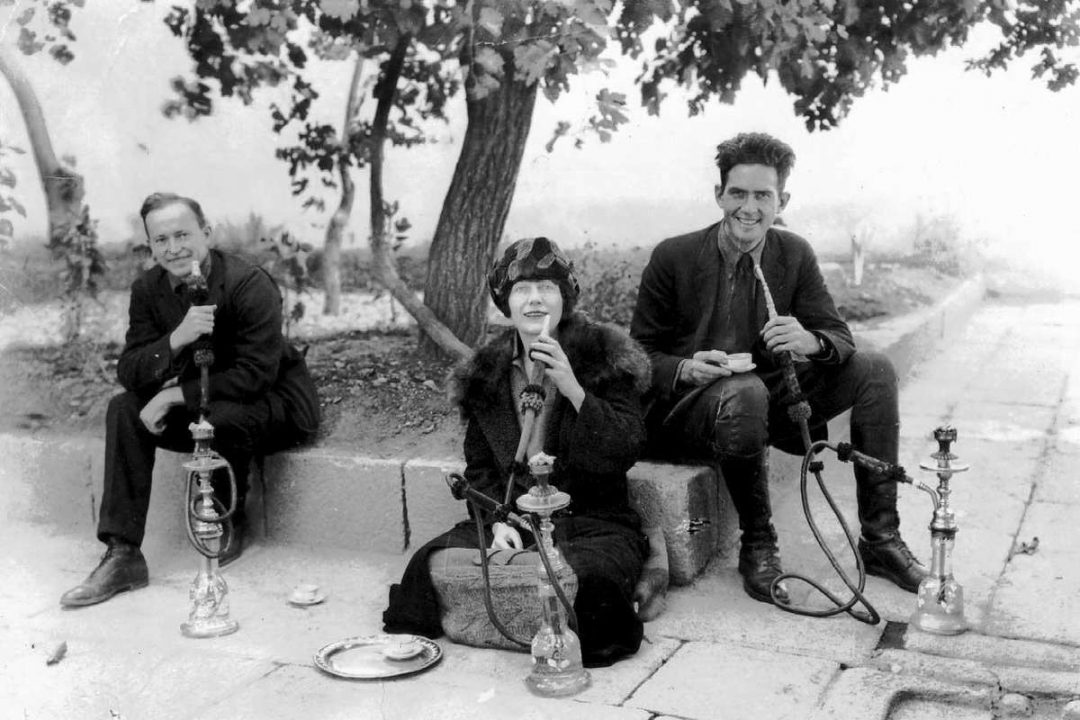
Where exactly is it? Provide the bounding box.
[911,425,969,635]
[515,452,590,697]
[180,260,240,639]
[752,261,970,629]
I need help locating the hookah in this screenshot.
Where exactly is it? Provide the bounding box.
[751,261,969,627]
[444,313,590,697]
[179,260,240,638]
[911,425,968,634]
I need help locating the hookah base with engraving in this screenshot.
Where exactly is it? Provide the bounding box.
[525,666,591,697]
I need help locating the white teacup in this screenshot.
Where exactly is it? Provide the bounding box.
[726,353,753,372]
[289,583,322,605]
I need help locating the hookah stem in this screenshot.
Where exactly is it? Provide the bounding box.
[752,261,879,624]
[525,512,581,634]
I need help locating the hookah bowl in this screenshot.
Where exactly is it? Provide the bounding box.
[911,426,969,635]
[180,419,239,639]
[515,454,590,697]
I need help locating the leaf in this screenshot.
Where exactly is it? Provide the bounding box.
[17,27,44,55]
[477,6,503,36]
[514,40,556,86]
[247,7,272,26]
[0,219,13,238]
[0,168,15,188]
[572,0,609,27]
[321,0,360,22]
[16,6,34,25]
[45,641,67,666]
[474,46,504,76]
[469,71,501,100]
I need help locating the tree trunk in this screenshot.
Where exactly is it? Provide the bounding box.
[323,55,365,316]
[369,37,472,360]
[420,49,539,355]
[0,46,84,243]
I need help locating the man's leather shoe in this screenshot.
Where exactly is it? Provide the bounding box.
[738,544,790,606]
[60,539,148,608]
[218,515,245,568]
[859,535,928,593]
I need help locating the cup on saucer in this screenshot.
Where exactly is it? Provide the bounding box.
[288,582,326,606]
[726,353,754,373]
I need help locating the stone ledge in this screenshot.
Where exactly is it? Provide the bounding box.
[2,275,986,580]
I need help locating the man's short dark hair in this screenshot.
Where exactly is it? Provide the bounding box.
[139,193,208,234]
[715,133,796,192]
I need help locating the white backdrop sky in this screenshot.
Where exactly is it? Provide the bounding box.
[2,3,1079,287]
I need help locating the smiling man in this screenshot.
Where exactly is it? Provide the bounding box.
[630,133,927,605]
[60,192,319,608]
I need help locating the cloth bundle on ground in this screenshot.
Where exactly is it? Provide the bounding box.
[428,547,578,651]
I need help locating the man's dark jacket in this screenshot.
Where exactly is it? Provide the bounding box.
[117,248,319,445]
[631,223,855,414]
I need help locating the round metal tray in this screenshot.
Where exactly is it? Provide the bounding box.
[313,634,442,680]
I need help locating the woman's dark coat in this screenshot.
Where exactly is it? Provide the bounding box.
[383,313,652,667]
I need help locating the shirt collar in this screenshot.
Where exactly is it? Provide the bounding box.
[717,219,767,267]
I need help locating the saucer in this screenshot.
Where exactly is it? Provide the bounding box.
[726,363,756,373]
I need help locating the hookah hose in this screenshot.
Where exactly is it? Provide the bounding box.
[449,473,581,647]
[752,263,882,624]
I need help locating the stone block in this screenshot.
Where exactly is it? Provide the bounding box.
[402,458,467,550]
[142,449,197,561]
[0,434,99,534]
[262,449,404,554]
[628,461,730,585]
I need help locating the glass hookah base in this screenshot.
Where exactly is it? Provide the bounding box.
[525,668,591,697]
[181,616,239,638]
[910,610,966,636]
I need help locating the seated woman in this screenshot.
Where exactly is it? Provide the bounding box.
[382,236,652,667]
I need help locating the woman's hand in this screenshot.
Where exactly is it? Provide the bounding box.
[529,335,586,410]
[490,521,522,550]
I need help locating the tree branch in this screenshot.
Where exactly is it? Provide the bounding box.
[370,36,471,361]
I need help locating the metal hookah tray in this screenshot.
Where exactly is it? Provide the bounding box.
[313,634,442,680]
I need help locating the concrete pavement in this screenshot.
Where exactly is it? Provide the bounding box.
[3,293,1080,719]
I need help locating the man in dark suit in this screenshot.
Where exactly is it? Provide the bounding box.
[61,193,319,608]
[630,133,926,605]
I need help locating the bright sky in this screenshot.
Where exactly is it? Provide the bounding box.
[1,4,1078,288]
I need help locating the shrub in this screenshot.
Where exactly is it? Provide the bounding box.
[567,242,647,328]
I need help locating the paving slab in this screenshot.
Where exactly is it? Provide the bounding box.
[648,569,884,665]
[871,648,1080,698]
[627,641,839,720]
[899,627,1080,674]
[983,501,1080,645]
[807,667,992,720]
[3,627,276,720]
[194,662,654,720]
[1032,451,1080,505]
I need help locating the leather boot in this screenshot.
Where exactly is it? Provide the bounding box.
[853,423,928,593]
[721,453,790,605]
[218,507,246,568]
[60,537,149,608]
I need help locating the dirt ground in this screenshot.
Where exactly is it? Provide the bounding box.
[0,262,963,460]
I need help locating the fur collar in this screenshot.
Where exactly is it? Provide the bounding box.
[449,313,650,415]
